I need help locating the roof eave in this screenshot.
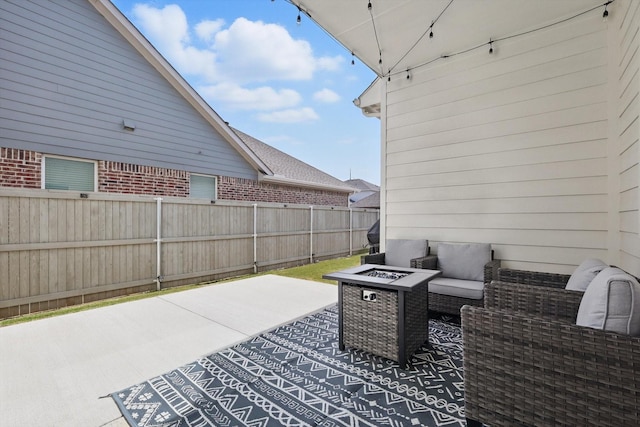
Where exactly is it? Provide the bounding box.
[259,175,356,194]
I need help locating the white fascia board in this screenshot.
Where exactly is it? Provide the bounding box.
[353,77,381,118]
[89,0,273,176]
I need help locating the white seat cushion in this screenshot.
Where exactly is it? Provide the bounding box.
[428,277,484,300]
[385,239,428,268]
[565,258,608,291]
[437,242,491,282]
[576,267,640,336]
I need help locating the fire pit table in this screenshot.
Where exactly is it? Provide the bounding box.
[323,264,440,369]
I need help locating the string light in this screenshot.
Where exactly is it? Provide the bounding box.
[406,69,410,80]
[603,2,609,19]
[429,21,434,38]
[368,1,372,11]
[351,52,355,65]
[296,6,301,24]
[489,39,493,54]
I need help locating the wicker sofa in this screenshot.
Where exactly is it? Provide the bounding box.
[413,243,500,315]
[462,279,640,427]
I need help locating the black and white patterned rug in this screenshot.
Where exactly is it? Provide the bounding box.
[111,305,465,426]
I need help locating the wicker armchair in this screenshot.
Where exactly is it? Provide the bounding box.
[413,253,500,315]
[496,267,571,289]
[462,282,640,427]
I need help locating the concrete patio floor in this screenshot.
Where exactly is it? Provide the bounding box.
[0,275,338,427]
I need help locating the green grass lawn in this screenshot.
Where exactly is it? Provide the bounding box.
[0,254,363,327]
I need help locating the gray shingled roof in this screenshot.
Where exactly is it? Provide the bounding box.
[351,191,380,208]
[344,179,379,192]
[232,128,355,192]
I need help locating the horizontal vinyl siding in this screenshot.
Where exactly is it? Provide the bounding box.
[0,0,257,180]
[617,0,640,276]
[384,11,609,273]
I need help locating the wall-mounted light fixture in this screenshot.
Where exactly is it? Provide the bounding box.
[122,119,136,131]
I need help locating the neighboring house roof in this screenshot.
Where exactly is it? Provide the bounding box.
[351,191,380,209]
[344,179,379,192]
[233,129,356,193]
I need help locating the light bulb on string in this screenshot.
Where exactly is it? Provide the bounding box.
[429,21,434,38]
[603,3,609,21]
[489,39,493,54]
[296,7,301,25]
[406,69,410,80]
[368,1,372,11]
[351,52,355,65]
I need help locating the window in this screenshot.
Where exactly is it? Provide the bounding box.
[43,156,96,191]
[190,174,217,200]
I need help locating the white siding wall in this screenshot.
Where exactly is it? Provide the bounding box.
[384,11,613,274]
[616,1,640,275]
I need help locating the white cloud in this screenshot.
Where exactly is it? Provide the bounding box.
[195,19,225,43]
[199,83,301,111]
[213,17,342,84]
[257,108,320,123]
[132,4,219,80]
[313,88,340,103]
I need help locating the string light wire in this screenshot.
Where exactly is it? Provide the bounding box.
[387,0,454,73]
[366,1,384,70]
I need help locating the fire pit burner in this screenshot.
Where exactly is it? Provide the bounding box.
[363,270,409,280]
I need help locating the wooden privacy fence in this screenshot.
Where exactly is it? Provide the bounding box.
[0,189,379,318]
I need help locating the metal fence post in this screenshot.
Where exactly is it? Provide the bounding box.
[253,203,258,273]
[349,208,353,256]
[309,205,313,263]
[154,197,163,291]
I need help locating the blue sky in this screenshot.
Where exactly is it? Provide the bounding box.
[110,0,381,185]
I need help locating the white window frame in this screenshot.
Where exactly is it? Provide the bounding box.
[189,173,218,200]
[41,155,98,192]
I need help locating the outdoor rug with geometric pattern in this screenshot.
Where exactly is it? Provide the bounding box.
[111,305,465,427]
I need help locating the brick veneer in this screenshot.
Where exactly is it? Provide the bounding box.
[217,176,347,206]
[0,148,41,188]
[98,161,189,197]
[0,148,348,206]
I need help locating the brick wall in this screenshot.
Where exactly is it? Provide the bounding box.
[0,148,348,206]
[98,161,189,197]
[217,176,348,206]
[0,148,41,188]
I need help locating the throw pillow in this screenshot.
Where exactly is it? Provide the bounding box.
[565,258,608,291]
[437,242,491,282]
[576,267,640,336]
[385,239,428,268]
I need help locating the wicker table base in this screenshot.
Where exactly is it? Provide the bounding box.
[324,264,440,369]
